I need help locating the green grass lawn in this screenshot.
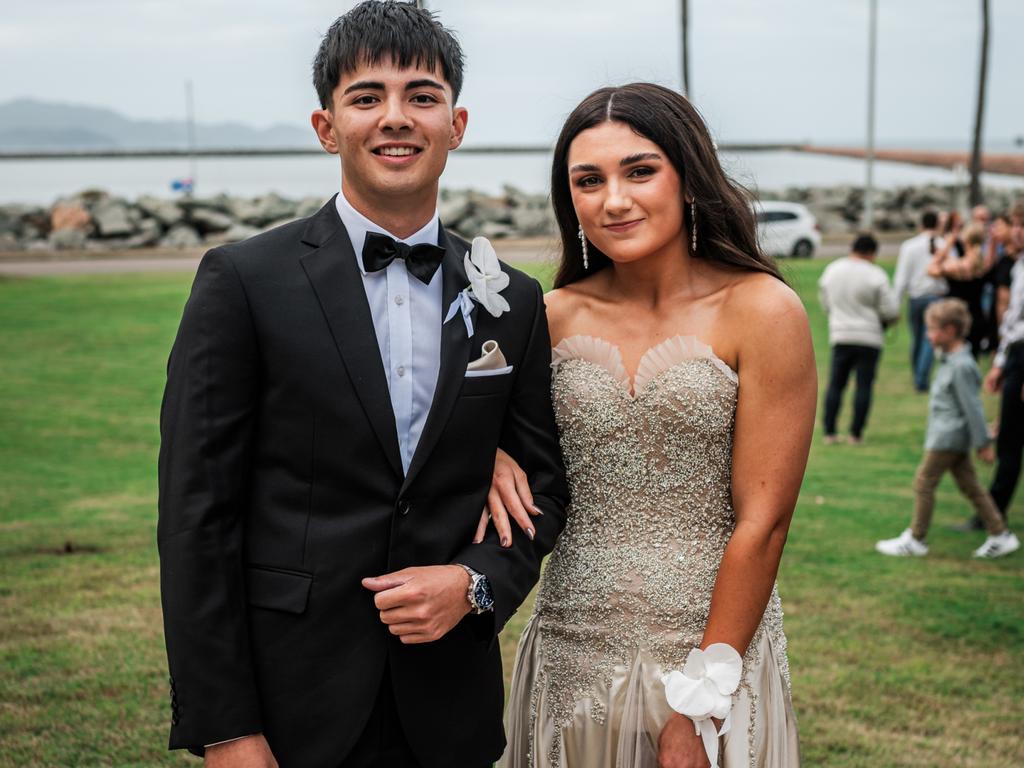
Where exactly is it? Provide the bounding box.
[0,259,1021,767]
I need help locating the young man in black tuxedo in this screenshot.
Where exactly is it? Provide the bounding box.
[157,3,568,766]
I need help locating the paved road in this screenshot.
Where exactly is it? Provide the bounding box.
[0,239,897,277]
[0,256,204,276]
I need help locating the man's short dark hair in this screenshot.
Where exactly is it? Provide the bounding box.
[921,210,939,230]
[851,232,878,256]
[313,1,465,109]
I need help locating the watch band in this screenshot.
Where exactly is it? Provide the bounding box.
[458,564,493,614]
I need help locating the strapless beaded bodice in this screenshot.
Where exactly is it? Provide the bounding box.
[529,335,790,759]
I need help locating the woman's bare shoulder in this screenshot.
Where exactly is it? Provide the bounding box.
[726,271,807,329]
[543,286,580,344]
[543,278,606,344]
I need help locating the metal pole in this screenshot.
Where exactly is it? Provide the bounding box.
[968,0,990,206]
[864,0,877,229]
[681,0,691,97]
[185,79,197,196]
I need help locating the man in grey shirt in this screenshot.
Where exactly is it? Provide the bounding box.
[894,211,947,391]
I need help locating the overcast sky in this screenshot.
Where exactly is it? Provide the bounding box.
[2,0,1021,147]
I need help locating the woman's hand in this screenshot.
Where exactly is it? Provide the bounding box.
[473,448,543,547]
[657,714,710,768]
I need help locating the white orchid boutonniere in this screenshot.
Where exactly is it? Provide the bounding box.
[444,236,510,338]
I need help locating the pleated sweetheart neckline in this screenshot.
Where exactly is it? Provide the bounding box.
[551,334,739,398]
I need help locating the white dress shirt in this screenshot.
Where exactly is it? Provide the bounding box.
[994,258,1024,369]
[334,190,443,474]
[894,231,948,300]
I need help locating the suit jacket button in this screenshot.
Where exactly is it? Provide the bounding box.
[398,501,410,516]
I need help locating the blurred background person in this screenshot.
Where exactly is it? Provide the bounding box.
[895,211,948,392]
[876,299,1019,559]
[929,221,989,356]
[819,233,899,444]
[976,208,1024,530]
[970,204,992,231]
[982,213,1017,352]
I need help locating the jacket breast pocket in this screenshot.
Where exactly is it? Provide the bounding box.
[459,369,515,398]
[245,564,313,614]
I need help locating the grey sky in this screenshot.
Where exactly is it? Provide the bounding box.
[2,0,1021,147]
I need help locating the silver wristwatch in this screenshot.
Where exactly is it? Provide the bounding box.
[458,564,495,614]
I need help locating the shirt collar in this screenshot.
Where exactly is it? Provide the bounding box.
[335,188,440,276]
[938,344,972,363]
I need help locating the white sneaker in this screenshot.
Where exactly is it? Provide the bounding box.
[875,529,929,557]
[973,531,1021,559]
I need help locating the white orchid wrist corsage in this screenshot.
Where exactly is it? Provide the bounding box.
[444,237,510,338]
[662,643,743,768]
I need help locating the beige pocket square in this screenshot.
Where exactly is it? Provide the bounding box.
[466,340,512,377]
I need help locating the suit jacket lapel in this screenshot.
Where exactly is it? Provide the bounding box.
[299,197,404,479]
[401,227,475,493]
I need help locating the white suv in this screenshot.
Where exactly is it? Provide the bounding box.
[754,201,821,258]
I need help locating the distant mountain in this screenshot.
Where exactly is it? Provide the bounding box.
[0,98,315,151]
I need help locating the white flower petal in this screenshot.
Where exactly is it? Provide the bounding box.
[663,671,717,719]
[463,237,510,318]
[681,647,707,679]
[702,643,743,695]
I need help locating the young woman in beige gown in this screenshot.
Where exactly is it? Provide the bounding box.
[476,84,816,768]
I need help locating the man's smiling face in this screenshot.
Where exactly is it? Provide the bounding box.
[314,57,468,220]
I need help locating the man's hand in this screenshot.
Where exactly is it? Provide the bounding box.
[657,714,710,768]
[362,565,471,644]
[204,734,278,768]
[978,444,996,464]
[985,366,1004,394]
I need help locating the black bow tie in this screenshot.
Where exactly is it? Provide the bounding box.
[361,232,445,284]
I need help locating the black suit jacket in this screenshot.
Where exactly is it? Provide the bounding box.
[157,197,568,767]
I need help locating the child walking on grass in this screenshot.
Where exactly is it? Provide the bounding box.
[876,299,1020,559]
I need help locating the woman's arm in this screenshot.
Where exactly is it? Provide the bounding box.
[939,246,982,280]
[700,279,816,654]
[995,285,1011,329]
[473,287,578,546]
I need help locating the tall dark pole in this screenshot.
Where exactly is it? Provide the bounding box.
[185,79,197,197]
[969,0,990,207]
[864,0,877,229]
[681,0,691,97]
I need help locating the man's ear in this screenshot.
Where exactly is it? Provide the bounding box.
[449,106,469,151]
[311,108,339,155]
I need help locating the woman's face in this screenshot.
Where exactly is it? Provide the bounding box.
[567,121,686,266]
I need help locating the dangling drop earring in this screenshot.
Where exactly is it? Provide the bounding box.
[578,224,589,270]
[690,200,698,254]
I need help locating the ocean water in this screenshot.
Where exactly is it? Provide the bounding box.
[1,150,1021,206]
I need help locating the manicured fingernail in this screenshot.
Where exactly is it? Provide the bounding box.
[473,537,482,544]
[501,537,511,547]
[533,505,544,515]
[527,528,535,540]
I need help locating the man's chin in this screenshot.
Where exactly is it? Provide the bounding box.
[364,175,436,202]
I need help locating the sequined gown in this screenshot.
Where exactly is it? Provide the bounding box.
[499,335,799,768]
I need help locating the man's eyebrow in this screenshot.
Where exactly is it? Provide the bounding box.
[405,79,446,91]
[343,80,385,95]
[621,152,662,165]
[569,163,601,174]
[342,78,446,95]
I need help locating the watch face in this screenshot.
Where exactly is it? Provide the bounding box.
[473,577,494,610]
